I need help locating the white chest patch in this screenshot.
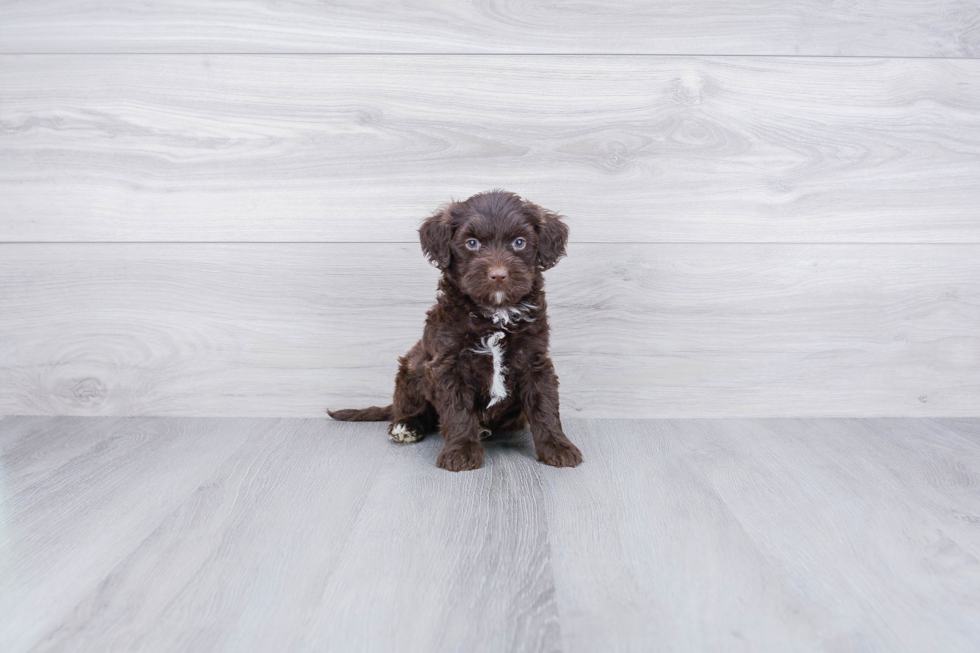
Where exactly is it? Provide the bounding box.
[487,302,537,328]
[471,330,508,408]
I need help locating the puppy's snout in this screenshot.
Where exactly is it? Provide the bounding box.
[488,267,508,284]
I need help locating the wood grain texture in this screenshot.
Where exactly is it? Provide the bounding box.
[297,424,558,652]
[1,242,978,418]
[541,418,980,652]
[0,416,144,494]
[668,417,980,652]
[3,55,980,243]
[1,1,978,56]
[0,416,260,651]
[25,419,393,652]
[2,416,980,651]
[542,419,825,652]
[0,417,558,653]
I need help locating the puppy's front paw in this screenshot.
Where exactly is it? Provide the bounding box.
[388,422,423,443]
[537,437,583,468]
[436,440,484,472]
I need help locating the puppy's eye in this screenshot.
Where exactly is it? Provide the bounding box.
[465,238,480,250]
[513,237,526,250]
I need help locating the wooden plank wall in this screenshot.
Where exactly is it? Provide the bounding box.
[1,2,978,417]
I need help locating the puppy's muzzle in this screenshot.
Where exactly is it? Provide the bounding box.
[488,267,508,284]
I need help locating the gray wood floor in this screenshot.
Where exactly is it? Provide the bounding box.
[1,416,978,652]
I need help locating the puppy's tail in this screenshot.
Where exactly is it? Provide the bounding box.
[326,405,393,421]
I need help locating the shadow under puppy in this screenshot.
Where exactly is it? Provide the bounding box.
[328,189,583,472]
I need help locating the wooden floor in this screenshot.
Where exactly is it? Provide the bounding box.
[0,417,978,651]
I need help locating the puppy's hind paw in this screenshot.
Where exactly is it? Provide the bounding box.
[388,422,423,443]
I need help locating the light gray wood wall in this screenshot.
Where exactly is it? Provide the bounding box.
[1,3,978,417]
[2,244,978,417]
[4,55,980,244]
[1,1,978,56]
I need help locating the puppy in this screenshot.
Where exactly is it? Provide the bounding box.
[328,189,582,472]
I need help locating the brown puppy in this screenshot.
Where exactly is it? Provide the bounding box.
[328,189,582,472]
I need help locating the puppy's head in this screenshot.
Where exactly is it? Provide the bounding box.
[419,190,569,307]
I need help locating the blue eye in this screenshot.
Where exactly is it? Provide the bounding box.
[513,237,526,250]
[465,238,480,250]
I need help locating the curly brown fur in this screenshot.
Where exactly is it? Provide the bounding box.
[328,189,582,472]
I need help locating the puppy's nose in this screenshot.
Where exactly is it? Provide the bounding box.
[488,267,508,284]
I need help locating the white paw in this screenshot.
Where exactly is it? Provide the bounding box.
[389,422,422,443]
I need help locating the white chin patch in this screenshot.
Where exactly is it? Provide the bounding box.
[389,422,422,443]
[493,291,506,305]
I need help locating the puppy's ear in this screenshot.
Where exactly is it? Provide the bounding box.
[419,205,456,270]
[528,204,569,271]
